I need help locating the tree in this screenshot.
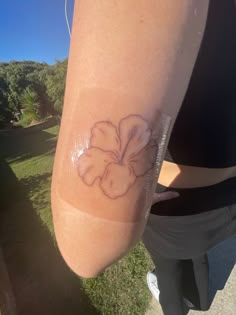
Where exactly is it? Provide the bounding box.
[0,73,11,121]
[45,60,68,114]
[5,62,32,113]
[26,67,56,117]
[0,59,68,126]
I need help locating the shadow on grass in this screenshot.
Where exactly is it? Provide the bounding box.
[20,172,51,191]
[19,173,52,213]
[0,129,58,164]
[0,158,99,315]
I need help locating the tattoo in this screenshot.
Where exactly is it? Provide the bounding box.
[77,115,158,199]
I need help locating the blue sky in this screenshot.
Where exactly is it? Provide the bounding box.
[0,0,74,64]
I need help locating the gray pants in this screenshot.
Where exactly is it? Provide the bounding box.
[142,204,236,315]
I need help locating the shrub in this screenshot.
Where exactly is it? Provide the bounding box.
[19,87,40,126]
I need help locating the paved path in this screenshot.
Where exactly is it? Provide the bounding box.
[146,237,236,315]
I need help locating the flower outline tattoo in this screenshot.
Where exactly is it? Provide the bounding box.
[77,115,158,199]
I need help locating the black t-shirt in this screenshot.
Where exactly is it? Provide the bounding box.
[166,0,236,168]
[151,0,236,216]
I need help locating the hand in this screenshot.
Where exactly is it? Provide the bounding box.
[151,191,180,206]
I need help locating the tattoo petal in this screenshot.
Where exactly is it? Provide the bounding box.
[129,140,158,176]
[100,163,136,198]
[119,115,151,163]
[76,115,158,199]
[77,148,117,186]
[91,121,120,155]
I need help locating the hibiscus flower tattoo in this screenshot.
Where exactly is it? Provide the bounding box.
[77,115,158,199]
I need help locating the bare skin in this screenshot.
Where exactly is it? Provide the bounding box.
[159,161,236,188]
[51,0,209,278]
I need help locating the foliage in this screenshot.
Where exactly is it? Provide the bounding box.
[21,87,40,120]
[44,60,67,114]
[0,60,68,125]
[0,73,11,120]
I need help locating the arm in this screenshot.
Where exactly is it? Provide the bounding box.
[51,0,209,278]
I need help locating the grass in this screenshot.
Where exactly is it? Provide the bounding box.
[0,124,154,315]
[0,126,58,234]
[83,242,154,315]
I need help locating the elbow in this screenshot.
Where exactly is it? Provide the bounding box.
[53,218,110,279]
[51,196,144,279]
[56,239,106,279]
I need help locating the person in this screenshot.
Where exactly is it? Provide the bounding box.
[142,0,236,314]
[51,1,236,313]
[52,0,209,278]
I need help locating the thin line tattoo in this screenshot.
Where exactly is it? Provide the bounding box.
[77,115,158,199]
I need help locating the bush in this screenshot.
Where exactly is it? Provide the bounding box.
[18,87,40,126]
[14,113,36,127]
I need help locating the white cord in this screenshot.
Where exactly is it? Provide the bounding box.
[65,0,71,38]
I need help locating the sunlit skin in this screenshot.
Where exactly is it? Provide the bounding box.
[76,115,158,199]
[51,0,209,278]
[159,161,236,188]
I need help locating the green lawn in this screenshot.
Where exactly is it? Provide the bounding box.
[0,124,154,315]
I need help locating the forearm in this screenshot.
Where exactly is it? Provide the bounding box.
[51,0,209,278]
